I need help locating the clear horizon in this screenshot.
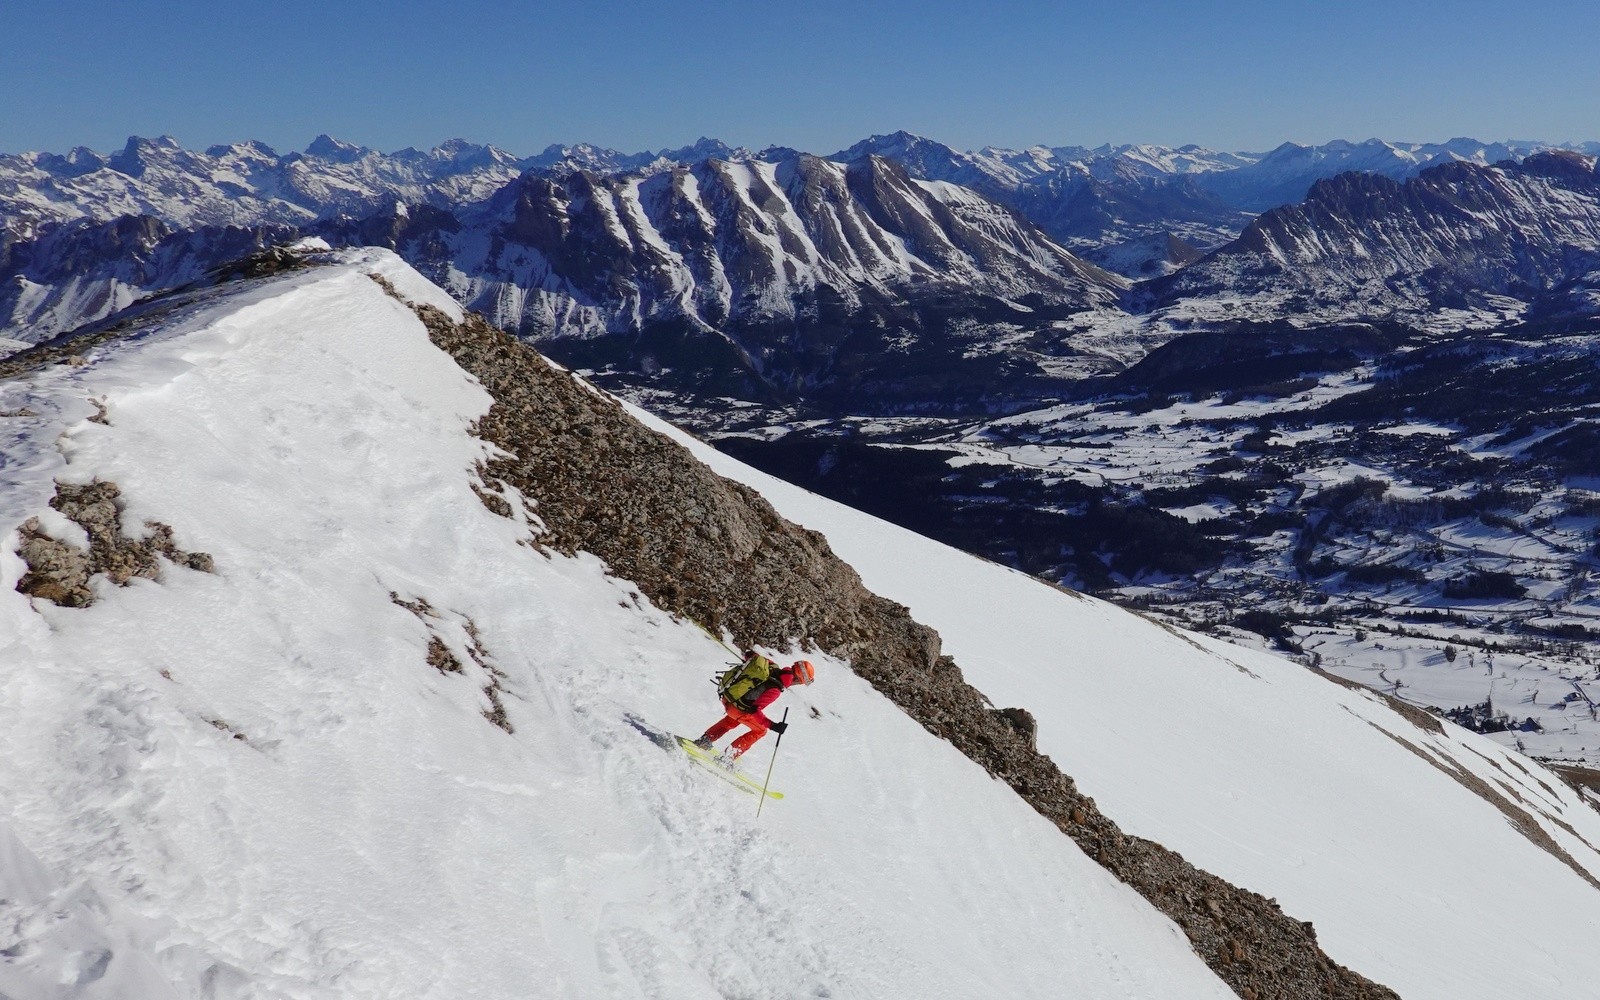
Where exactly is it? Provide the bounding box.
[6,0,1598,157]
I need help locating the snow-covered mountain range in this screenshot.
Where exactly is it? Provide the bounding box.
[2,137,1134,407]
[5,249,1600,998]
[1149,150,1600,327]
[0,134,530,236]
[3,132,1597,343]
[10,131,1600,412]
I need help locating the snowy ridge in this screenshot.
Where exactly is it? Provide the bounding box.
[0,251,1236,999]
[0,217,296,345]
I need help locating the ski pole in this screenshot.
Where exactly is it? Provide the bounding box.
[686,616,741,659]
[756,707,789,818]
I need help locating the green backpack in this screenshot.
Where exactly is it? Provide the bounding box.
[716,653,776,709]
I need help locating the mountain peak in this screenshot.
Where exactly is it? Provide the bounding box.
[830,131,963,171]
[122,134,183,152]
[107,135,185,177]
[657,137,748,163]
[305,134,370,162]
[204,140,279,160]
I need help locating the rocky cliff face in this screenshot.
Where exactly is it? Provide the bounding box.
[399,287,1399,1000]
[391,153,1125,335]
[1154,152,1600,324]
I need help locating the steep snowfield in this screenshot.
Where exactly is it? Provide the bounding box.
[665,420,1600,1000]
[0,252,1235,999]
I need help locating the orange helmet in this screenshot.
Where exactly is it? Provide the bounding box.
[790,660,816,685]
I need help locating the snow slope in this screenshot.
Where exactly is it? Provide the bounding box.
[0,251,1235,998]
[660,413,1600,1000]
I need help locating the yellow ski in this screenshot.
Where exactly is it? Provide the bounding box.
[676,736,783,800]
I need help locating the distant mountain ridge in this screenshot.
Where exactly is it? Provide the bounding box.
[830,132,1600,251]
[0,134,526,235]
[8,131,1591,243]
[6,130,1600,403]
[1151,150,1600,326]
[350,152,1127,408]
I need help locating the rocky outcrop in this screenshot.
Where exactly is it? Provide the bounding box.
[16,480,213,607]
[403,287,1399,1000]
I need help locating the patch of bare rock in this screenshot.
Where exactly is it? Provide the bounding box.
[17,480,213,607]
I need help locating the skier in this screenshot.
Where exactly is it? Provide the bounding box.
[693,652,816,761]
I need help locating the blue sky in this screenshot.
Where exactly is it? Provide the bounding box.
[5,0,1596,156]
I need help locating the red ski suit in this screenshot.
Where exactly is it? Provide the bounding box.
[700,679,788,758]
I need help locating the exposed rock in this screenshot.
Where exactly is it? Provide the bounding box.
[15,480,214,607]
[426,636,462,674]
[404,290,1400,1000]
[207,244,312,283]
[992,706,1038,750]
[390,591,513,734]
[16,518,93,606]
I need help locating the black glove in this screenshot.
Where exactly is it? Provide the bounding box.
[769,720,789,735]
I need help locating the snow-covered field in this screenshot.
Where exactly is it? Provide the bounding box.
[5,252,1600,999]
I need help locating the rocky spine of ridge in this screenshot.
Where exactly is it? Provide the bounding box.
[399,283,1400,1000]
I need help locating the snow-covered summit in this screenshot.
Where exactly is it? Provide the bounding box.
[4,251,1600,998]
